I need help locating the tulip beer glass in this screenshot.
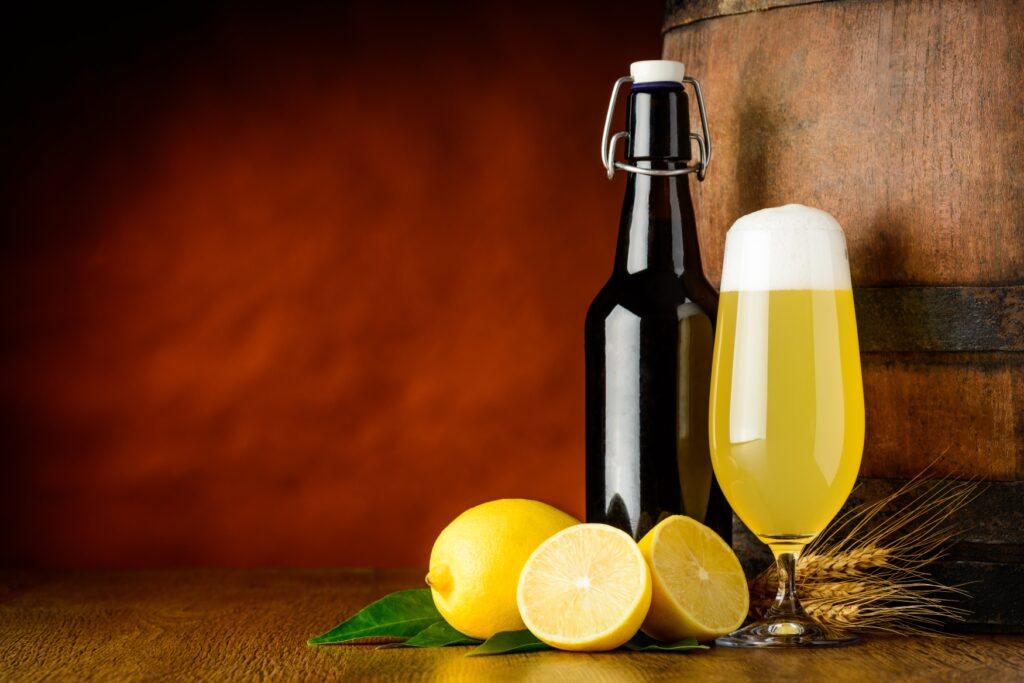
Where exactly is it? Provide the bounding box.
[709,204,864,647]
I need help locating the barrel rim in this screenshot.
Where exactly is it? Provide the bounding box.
[663,0,833,32]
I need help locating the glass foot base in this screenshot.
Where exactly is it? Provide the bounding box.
[716,615,859,648]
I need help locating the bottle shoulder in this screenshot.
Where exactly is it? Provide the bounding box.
[586,270,717,325]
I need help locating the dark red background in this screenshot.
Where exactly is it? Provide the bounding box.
[0,1,664,567]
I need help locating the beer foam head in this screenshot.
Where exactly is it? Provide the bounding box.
[720,204,852,292]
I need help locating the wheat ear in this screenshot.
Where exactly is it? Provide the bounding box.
[747,473,978,634]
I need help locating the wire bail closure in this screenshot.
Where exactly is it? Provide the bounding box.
[600,75,713,181]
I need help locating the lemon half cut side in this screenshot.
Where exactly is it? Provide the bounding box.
[638,514,749,641]
[516,523,652,651]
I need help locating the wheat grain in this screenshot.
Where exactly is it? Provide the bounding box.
[801,546,890,578]
[805,602,860,627]
[802,581,871,599]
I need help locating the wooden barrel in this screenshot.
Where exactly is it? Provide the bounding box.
[662,0,1023,631]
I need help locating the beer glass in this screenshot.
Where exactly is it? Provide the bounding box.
[709,204,864,647]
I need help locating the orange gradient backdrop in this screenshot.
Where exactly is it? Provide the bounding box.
[0,1,663,567]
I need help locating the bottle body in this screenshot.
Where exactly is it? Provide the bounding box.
[585,82,731,543]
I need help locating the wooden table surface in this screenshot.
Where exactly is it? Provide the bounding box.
[2,568,1022,681]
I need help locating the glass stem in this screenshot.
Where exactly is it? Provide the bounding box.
[766,550,808,619]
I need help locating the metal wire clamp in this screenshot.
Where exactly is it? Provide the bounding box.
[600,75,713,181]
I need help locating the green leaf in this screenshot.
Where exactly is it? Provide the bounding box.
[383,620,482,648]
[623,632,709,652]
[308,589,442,645]
[466,630,552,656]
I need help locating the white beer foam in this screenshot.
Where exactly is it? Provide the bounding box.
[720,204,852,292]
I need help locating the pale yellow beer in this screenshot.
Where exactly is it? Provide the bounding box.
[709,205,864,548]
[710,289,863,542]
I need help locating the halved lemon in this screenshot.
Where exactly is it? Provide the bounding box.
[638,515,749,641]
[516,523,651,651]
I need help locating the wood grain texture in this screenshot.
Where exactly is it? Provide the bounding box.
[2,569,1023,681]
[859,354,1023,479]
[665,0,1024,287]
[663,0,1024,480]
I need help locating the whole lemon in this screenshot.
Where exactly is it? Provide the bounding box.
[426,499,579,639]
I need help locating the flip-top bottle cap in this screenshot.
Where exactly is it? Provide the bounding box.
[630,60,685,84]
[601,61,712,180]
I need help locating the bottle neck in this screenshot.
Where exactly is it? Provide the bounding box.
[613,83,701,276]
[614,168,687,275]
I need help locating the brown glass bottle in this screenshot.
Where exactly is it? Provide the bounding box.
[585,79,731,543]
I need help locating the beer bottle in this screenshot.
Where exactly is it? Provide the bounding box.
[586,60,731,543]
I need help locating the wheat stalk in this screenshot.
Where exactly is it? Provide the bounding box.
[748,471,978,635]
